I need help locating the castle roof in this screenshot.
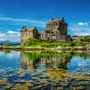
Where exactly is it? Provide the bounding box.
[49,19,62,23]
[21,27,35,32]
[26,28,35,31]
[49,17,64,24]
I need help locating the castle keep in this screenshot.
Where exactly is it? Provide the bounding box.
[21,17,71,45]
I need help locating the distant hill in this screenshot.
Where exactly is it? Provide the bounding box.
[72,35,90,37]
[72,35,78,37]
[72,36,90,42]
[0,40,20,45]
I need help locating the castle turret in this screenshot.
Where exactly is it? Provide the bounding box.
[50,18,53,21]
[61,17,64,20]
[22,27,26,31]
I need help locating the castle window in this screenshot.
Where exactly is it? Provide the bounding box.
[52,35,56,36]
[47,31,50,33]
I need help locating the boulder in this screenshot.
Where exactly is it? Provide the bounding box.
[55,46,64,49]
[36,46,44,49]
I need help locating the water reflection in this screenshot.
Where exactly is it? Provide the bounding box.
[21,51,71,70]
[0,50,90,89]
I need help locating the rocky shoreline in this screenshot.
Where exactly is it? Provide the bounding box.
[0,45,87,51]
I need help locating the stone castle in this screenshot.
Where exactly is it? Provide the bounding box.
[21,17,71,45]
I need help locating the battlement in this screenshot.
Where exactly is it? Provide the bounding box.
[21,17,71,45]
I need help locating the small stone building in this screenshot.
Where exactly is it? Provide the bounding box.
[21,26,37,45]
[21,17,71,45]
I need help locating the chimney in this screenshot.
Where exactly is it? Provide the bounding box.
[50,18,53,21]
[22,27,26,31]
[61,17,64,20]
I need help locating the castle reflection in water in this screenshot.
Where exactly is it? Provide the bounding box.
[21,51,71,70]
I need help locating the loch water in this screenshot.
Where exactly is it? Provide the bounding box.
[0,50,90,90]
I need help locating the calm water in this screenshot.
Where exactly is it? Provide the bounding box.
[0,50,90,90]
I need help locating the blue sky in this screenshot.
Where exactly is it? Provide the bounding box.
[0,0,90,42]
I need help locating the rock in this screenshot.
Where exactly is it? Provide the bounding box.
[73,46,86,50]
[36,46,44,49]
[55,46,64,49]
[55,46,71,49]
[2,46,7,48]
[0,45,3,48]
[77,46,83,48]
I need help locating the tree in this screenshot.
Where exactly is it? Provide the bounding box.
[25,37,39,46]
[80,38,83,42]
[84,36,87,42]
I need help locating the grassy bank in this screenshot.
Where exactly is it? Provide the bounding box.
[24,51,88,61]
[20,37,84,48]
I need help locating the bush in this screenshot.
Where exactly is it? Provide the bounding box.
[4,44,11,46]
[80,38,83,42]
[39,39,43,41]
[69,42,75,46]
[25,37,39,46]
[61,43,68,47]
[48,40,53,43]
[59,43,62,46]
[75,43,84,46]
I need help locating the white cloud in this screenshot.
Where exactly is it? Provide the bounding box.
[0,32,7,37]
[0,17,47,27]
[0,39,7,41]
[0,32,20,42]
[74,32,90,36]
[7,30,20,34]
[69,28,79,31]
[8,34,20,37]
[8,33,21,37]
[17,33,21,36]
[6,29,11,30]
[78,22,89,26]
[15,39,20,42]
[16,29,21,30]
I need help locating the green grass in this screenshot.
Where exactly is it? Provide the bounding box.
[19,37,85,48]
[24,51,87,61]
[20,42,84,48]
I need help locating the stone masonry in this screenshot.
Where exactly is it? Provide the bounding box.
[21,17,71,45]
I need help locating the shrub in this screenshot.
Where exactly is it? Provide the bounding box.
[4,44,11,46]
[75,43,84,46]
[80,38,83,42]
[48,40,53,43]
[61,43,67,47]
[69,42,75,46]
[39,39,43,41]
[59,43,62,46]
[25,37,39,46]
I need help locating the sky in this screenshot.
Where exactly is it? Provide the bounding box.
[0,0,90,42]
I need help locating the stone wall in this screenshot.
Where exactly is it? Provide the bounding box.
[21,29,37,45]
[46,23,56,30]
[21,52,34,69]
[21,17,71,45]
[21,31,34,45]
[56,35,71,42]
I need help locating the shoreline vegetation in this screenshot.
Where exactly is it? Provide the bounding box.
[24,51,89,61]
[0,37,89,50]
[0,50,89,60]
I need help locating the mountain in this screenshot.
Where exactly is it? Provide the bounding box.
[0,40,20,45]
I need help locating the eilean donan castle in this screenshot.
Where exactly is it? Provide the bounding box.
[21,17,71,45]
